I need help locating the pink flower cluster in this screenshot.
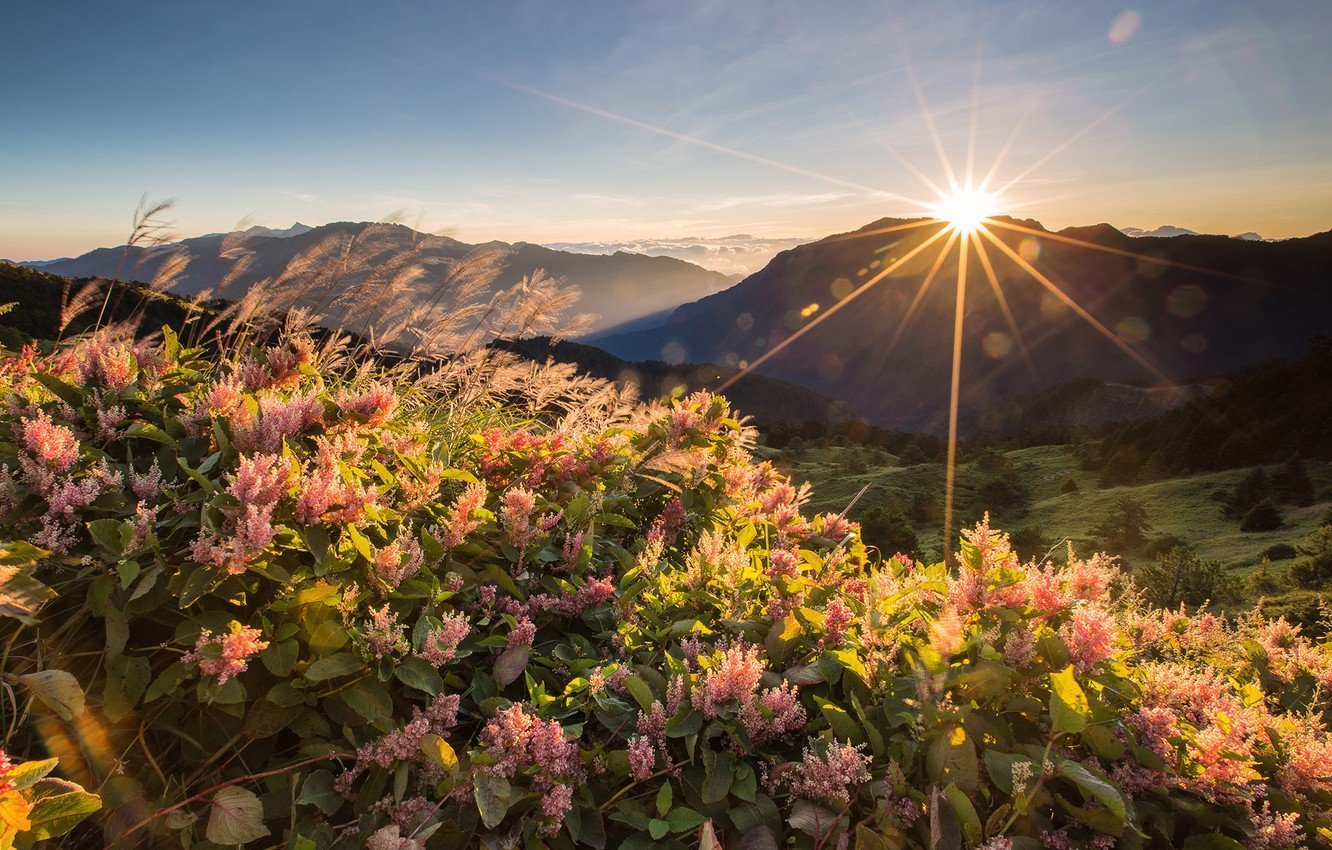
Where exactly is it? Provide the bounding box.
[1060,604,1118,673]
[17,410,79,474]
[477,704,584,831]
[439,481,487,549]
[788,741,871,806]
[0,748,14,796]
[362,604,410,658]
[417,613,470,665]
[336,383,397,426]
[231,391,323,453]
[296,435,374,525]
[73,334,137,391]
[374,531,425,590]
[184,624,268,685]
[338,693,461,793]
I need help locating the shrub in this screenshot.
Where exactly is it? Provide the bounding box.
[1058,477,1079,495]
[2,333,1332,850]
[1240,499,1284,532]
[1290,525,1332,589]
[1133,546,1237,609]
[1262,543,1298,562]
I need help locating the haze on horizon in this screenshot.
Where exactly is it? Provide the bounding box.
[3,0,1330,262]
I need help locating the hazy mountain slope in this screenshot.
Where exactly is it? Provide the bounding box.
[26,222,732,335]
[597,217,1332,432]
[493,337,851,425]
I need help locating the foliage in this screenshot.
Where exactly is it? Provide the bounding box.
[1,332,1332,850]
[857,507,919,559]
[0,748,101,848]
[1133,546,1238,610]
[1291,525,1332,590]
[1091,497,1153,555]
[1240,500,1285,533]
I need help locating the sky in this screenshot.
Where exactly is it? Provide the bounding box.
[3,0,1330,261]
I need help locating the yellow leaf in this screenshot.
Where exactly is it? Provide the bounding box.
[0,790,33,845]
[420,733,459,776]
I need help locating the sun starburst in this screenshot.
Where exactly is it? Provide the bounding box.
[932,186,1002,233]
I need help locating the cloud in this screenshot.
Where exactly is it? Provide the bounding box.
[542,234,812,276]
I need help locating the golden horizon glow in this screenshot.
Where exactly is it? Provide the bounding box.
[932,186,1002,233]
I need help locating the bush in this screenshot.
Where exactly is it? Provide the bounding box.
[3,332,1332,850]
[1290,525,1332,589]
[1133,546,1238,609]
[857,506,919,559]
[1240,499,1284,532]
[1058,476,1079,495]
[1262,543,1299,561]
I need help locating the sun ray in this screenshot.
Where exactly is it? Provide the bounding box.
[891,24,962,194]
[965,39,985,190]
[717,226,951,393]
[971,233,1038,378]
[942,230,970,563]
[886,229,960,354]
[821,216,942,244]
[861,125,951,201]
[994,75,1163,198]
[985,218,1264,284]
[494,77,938,211]
[977,224,1168,382]
[978,100,1036,192]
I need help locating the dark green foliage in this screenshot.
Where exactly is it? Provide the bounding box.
[857,506,919,557]
[1273,455,1315,505]
[1097,338,1332,474]
[1134,546,1237,609]
[1008,525,1049,560]
[1059,476,1080,495]
[1240,499,1284,533]
[1290,525,1332,589]
[1262,543,1298,561]
[1256,590,1332,636]
[1222,468,1272,521]
[1097,446,1142,488]
[1092,497,1153,553]
[1247,560,1290,596]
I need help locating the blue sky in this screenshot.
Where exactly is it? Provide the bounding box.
[3,0,1330,259]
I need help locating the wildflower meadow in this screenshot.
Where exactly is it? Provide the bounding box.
[1,327,1330,850]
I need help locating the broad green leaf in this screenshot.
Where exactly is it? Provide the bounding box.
[624,675,656,713]
[18,670,85,721]
[205,786,269,845]
[295,770,341,815]
[943,783,981,845]
[1049,666,1089,735]
[304,653,361,681]
[474,772,511,829]
[702,753,733,804]
[23,788,101,841]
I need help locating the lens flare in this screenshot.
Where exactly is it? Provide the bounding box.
[932,187,1001,233]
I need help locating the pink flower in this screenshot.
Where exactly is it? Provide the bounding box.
[231,392,323,453]
[338,693,461,792]
[374,532,424,590]
[476,703,583,830]
[1060,604,1117,673]
[18,410,79,473]
[501,487,538,548]
[696,642,765,718]
[789,741,871,805]
[418,613,470,665]
[627,735,655,781]
[184,624,268,685]
[822,597,854,647]
[362,605,409,658]
[441,481,487,548]
[0,749,14,796]
[337,383,397,426]
[229,452,292,508]
[767,548,800,580]
[507,617,536,649]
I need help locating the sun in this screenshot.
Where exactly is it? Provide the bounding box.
[932,186,1002,233]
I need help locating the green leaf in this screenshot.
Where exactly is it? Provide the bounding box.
[474,772,511,829]
[1057,760,1126,822]
[927,726,979,793]
[18,670,85,721]
[1049,666,1089,735]
[341,679,393,726]
[666,807,706,832]
[125,421,180,448]
[394,657,444,696]
[4,758,57,790]
[304,652,362,681]
[702,753,734,804]
[656,783,673,817]
[22,788,102,840]
[624,675,656,713]
[295,769,342,815]
[494,645,530,688]
[815,695,863,742]
[649,819,670,840]
[943,783,981,845]
[205,786,269,845]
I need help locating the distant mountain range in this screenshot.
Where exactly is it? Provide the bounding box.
[17,221,732,336]
[1118,224,1268,240]
[542,234,811,277]
[596,216,1332,432]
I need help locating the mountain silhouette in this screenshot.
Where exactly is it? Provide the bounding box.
[595,216,1332,432]
[22,221,731,335]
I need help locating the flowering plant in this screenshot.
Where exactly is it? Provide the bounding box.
[1,329,1330,849]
